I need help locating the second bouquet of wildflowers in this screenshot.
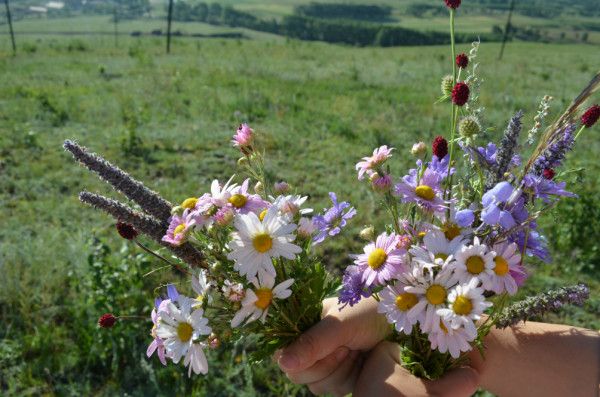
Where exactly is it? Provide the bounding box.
[335,0,598,380]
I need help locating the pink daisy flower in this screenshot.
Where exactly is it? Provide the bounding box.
[232,123,254,151]
[355,145,393,180]
[354,232,407,287]
[162,210,196,246]
[227,179,269,215]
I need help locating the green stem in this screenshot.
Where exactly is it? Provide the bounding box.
[445,8,458,212]
[573,125,586,141]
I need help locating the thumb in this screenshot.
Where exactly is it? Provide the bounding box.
[278,316,348,373]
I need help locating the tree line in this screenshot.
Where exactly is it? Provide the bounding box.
[169,1,501,47]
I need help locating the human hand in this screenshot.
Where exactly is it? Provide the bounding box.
[275,297,390,396]
[354,341,480,397]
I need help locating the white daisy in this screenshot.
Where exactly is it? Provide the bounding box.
[230,270,294,328]
[428,319,475,359]
[410,230,463,273]
[437,278,492,339]
[155,296,212,374]
[227,206,302,280]
[210,176,237,207]
[377,282,420,335]
[183,343,209,376]
[405,266,456,333]
[192,269,213,307]
[485,241,523,295]
[451,237,495,286]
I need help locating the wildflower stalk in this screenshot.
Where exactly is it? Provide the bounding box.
[445,8,458,207]
[495,284,589,329]
[79,191,207,269]
[63,140,172,223]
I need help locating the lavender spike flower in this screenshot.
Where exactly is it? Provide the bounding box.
[495,283,589,329]
[530,124,576,176]
[79,191,207,268]
[487,111,523,189]
[64,140,173,223]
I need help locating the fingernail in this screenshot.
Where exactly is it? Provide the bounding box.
[278,352,299,370]
[335,347,349,362]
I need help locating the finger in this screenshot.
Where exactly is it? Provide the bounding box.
[308,350,362,397]
[286,347,349,385]
[278,315,349,372]
[354,341,406,397]
[424,366,480,397]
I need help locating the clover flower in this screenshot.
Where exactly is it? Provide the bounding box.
[451,82,470,106]
[432,136,448,159]
[456,53,469,68]
[444,0,461,9]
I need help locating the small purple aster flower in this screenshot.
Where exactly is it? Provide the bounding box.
[162,210,196,246]
[312,192,356,245]
[354,232,407,287]
[522,174,576,204]
[394,159,447,213]
[508,228,550,263]
[227,178,268,215]
[355,145,393,180]
[338,265,372,309]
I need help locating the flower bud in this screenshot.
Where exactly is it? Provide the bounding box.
[441,75,454,97]
[237,157,249,167]
[98,313,117,328]
[458,116,481,138]
[359,225,375,241]
[116,222,138,240]
[254,181,264,195]
[274,181,290,194]
[411,142,427,158]
[371,173,392,193]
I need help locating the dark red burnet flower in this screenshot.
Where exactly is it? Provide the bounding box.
[98,313,117,328]
[444,0,461,9]
[456,53,469,69]
[542,169,555,180]
[432,136,449,159]
[116,221,138,240]
[581,104,599,128]
[451,82,470,106]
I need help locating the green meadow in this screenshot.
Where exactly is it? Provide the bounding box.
[1,11,599,396]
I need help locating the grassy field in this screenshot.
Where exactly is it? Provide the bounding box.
[0,18,599,396]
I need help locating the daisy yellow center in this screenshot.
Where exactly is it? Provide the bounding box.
[174,224,186,236]
[259,209,268,221]
[254,288,273,310]
[434,253,448,262]
[196,294,204,303]
[443,222,461,240]
[494,256,510,276]
[181,197,198,209]
[177,322,194,342]
[229,194,247,208]
[395,293,418,311]
[426,284,447,305]
[252,233,273,253]
[418,231,427,239]
[453,295,473,315]
[466,256,485,275]
[367,248,388,270]
[415,185,435,201]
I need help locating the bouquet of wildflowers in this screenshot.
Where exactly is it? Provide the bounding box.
[336,0,598,380]
[64,123,355,376]
[64,0,598,383]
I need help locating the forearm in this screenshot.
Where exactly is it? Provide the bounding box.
[469,321,600,397]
